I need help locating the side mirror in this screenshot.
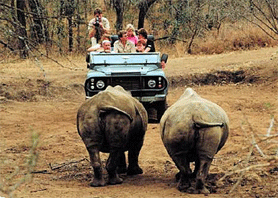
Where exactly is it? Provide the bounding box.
[86,53,91,69]
[161,53,168,63]
[86,53,90,63]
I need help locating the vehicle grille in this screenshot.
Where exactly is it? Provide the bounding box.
[111,77,140,90]
[111,72,141,76]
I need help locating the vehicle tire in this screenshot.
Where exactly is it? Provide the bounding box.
[156,100,167,122]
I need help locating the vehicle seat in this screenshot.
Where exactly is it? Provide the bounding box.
[147,35,154,41]
[110,35,119,48]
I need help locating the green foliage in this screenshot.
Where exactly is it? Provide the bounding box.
[264,102,274,110]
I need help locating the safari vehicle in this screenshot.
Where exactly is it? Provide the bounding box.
[85,52,169,122]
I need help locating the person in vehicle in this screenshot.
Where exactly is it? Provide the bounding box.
[99,40,112,53]
[88,8,110,47]
[138,28,155,52]
[113,30,136,53]
[136,39,146,52]
[126,24,138,45]
[137,28,166,69]
[88,40,112,53]
[87,34,110,52]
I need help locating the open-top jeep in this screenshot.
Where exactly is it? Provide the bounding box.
[85,52,168,122]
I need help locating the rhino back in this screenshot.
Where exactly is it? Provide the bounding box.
[77,87,148,151]
[161,94,229,141]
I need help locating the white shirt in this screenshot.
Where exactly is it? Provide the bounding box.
[114,40,136,53]
[88,17,110,31]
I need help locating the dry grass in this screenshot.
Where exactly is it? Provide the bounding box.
[1,20,278,61]
[157,22,278,58]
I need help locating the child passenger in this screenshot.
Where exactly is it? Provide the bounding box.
[136,39,146,52]
[126,24,138,45]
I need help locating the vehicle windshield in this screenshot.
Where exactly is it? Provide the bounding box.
[89,52,161,66]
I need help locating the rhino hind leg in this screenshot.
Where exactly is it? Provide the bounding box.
[126,137,144,175]
[106,151,123,185]
[87,147,106,187]
[192,159,200,178]
[126,150,143,175]
[195,159,212,194]
[127,164,143,175]
[171,152,192,192]
[117,152,127,174]
[90,167,106,187]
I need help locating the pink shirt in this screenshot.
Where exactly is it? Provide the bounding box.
[127,36,138,45]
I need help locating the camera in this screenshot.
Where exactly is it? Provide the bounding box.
[94,17,100,27]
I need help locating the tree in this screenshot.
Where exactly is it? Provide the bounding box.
[106,0,157,31]
[169,0,188,44]
[245,0,278,39]
[61,0,76,52]
[138,0,157,29]
[11,0,28,58]
[113,0,124,31]
[29,0,49,44]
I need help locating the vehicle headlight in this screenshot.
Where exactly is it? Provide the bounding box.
[96,80,105,89]
[88,78,95,90]
[148,79,156,88]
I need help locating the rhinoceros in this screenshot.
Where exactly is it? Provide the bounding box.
[77,85,148,187]
[160,88,229,194]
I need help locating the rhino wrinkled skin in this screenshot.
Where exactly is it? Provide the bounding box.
[160,88,229,194]
[77,85,148,187]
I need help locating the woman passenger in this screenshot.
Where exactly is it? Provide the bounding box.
[126,24,138,45]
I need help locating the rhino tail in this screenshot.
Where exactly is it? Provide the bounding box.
[193,119,224,129]
[99,106,133,122]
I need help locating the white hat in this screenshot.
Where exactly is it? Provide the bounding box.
[102,40,111,45]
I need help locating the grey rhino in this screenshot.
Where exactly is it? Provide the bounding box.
[77,85,148,187]
[160,88,229,194]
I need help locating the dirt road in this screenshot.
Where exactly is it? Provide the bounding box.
[1,47,277,197]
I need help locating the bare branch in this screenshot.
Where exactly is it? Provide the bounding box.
[49,158,89,171]
[0,39,14,51]
[243,16,277,40]
[266,117,275,137]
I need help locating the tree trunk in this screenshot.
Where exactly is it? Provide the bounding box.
[12,0,28,58]
[138,0,157,29]
[29,0,44,44]
[68,16,73,52]
[58,0,64,53]
[61,0,75,52]
[187,28,197,54]
[76,0,81,51]
[113,0,124,31]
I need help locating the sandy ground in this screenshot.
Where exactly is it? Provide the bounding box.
[0,47,278,198]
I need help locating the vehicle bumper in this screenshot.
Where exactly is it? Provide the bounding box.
[86,94,167,102]
[135,94,167,103]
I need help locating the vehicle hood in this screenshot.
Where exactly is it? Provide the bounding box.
[87,65,164,77]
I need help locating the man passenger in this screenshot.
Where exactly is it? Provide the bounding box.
[113,31,136,53]
[88,8,110,46]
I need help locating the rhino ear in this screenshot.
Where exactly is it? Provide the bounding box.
[99,106,133,122]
